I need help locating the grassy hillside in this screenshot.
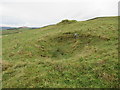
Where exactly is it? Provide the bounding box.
[2,17,119,88]
[2,28,35,35]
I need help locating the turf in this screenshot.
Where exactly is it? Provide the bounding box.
[2,16,119,88]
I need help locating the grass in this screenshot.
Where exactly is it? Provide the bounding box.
[2,16,119,88]
[2,28,34,35]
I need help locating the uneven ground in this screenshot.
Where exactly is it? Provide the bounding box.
[2,17,119,88]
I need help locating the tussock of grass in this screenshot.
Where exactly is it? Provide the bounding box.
[2,61,13,71]
[57,19,77,25]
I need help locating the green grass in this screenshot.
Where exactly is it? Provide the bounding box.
[2,16,119,88]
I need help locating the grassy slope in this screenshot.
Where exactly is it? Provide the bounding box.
[2,17,119,88]
[2,28,34,35]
